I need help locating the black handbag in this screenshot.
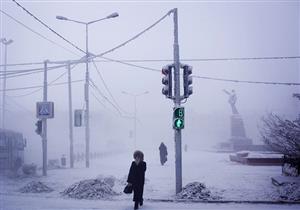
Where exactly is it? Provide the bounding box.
[123,184,133,194]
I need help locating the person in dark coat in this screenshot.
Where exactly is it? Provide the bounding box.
[127,150,146,210]
[159,142,168,165]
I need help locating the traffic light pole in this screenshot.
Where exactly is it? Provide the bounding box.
[42,60,48,176]
[173,8,182,194]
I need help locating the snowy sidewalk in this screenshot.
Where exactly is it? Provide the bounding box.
[1,194,300,210]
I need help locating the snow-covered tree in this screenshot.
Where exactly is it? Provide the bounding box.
[260,113,300,157]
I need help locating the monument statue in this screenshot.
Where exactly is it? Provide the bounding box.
[220,89,253,151]
[223,89,238,114]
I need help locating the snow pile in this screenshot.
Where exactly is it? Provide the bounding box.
[19,181,53,193]
[62,178,118,199]
[96,175,116,188]
[176,182,219,200]
[282,164,299,177]
[277,183,300,201]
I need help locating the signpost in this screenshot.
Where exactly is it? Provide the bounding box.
[161,9,193,194]
[36,102,54,119]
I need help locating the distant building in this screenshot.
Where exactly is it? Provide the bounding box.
[0,129,26,170]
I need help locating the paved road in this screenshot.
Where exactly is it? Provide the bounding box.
[1,194,300,210]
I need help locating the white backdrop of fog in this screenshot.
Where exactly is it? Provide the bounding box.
[0,1,299,165]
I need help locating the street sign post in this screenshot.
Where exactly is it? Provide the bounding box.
[36,102,54,119]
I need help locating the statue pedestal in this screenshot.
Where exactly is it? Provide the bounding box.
[229,114,253,150]
[218,114,253,151]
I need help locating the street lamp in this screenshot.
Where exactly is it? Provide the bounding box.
[122,91,149,149]
[0,38,13,129]
[56,12,118,168]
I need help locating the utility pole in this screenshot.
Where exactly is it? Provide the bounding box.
[85,24,90,168]
[42,60,48,176]
[173,8,182,194]
[0,38,13,129]
[56,12,119,168]
[134,96,137,149]
[67,62,74,168]
[122,91,148,149]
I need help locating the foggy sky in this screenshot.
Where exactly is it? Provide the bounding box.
[0,0,299,164]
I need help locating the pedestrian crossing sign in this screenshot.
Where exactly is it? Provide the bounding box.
[36,102,54,119]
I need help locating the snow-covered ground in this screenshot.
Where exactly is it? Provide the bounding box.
[0,149,297,209]
[1,194,300,210]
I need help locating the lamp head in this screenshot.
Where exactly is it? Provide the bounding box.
[56,15,68,20]
[106,12,119,19]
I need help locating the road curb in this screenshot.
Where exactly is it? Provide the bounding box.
[146,198,300,205]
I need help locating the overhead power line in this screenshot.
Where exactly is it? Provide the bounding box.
[94,56,300,63]
[6,95,35,116]
[1,79,83,92]
[0,9,81,57]
[91,59,125,113]
[11,0,85,54]
[89,79,123,116]
[90,90,107,109]
[193,75,300,85]
[100,57,300,86]
[89,9,174,60]
[0,63,69,79]
[2,56,300,68]
[3,4,299,87]
[7,63,80,97]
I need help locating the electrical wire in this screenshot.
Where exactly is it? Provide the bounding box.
[6,95,35,116]
[91,59,125,113]
[100,56,160,72]
[0,9,81,57]
[3,4,299,87]
[1,79,83,92]
[0,61,44,67]
[89,9,174,60]
[193,75,300,85]
[2,55,300,68]
[11,0,85,54]
[7,63,80,97]
[89,79,123,116]
[0,63,70,79]
[89,89,107,109]
[92,56,300,63]
[100,57,300,86]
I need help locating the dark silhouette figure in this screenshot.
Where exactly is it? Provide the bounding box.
[184,144,188,152]
[159,142,168,165]
[127,150,146,210]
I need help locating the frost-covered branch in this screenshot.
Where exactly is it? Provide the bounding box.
[259,113,300,157]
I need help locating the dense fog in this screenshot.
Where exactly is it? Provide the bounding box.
[1,1,299,166]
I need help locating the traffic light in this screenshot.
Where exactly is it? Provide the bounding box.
[173,107,184,129]
[35,120,42,136]
[74,109,83,127]
[183,65,193,98]
[162,65,173,98]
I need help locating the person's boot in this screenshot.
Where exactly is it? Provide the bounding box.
[134,201,139,210]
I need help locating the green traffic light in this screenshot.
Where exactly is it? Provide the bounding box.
[174,118,184,129]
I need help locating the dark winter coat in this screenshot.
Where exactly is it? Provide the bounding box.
[159,143,168,165]
[127,161,146,202]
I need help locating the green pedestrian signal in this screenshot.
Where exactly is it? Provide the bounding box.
[174,118,184,129]
[173,107,184,129]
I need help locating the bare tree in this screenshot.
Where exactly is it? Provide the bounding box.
[260,113,300,157]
